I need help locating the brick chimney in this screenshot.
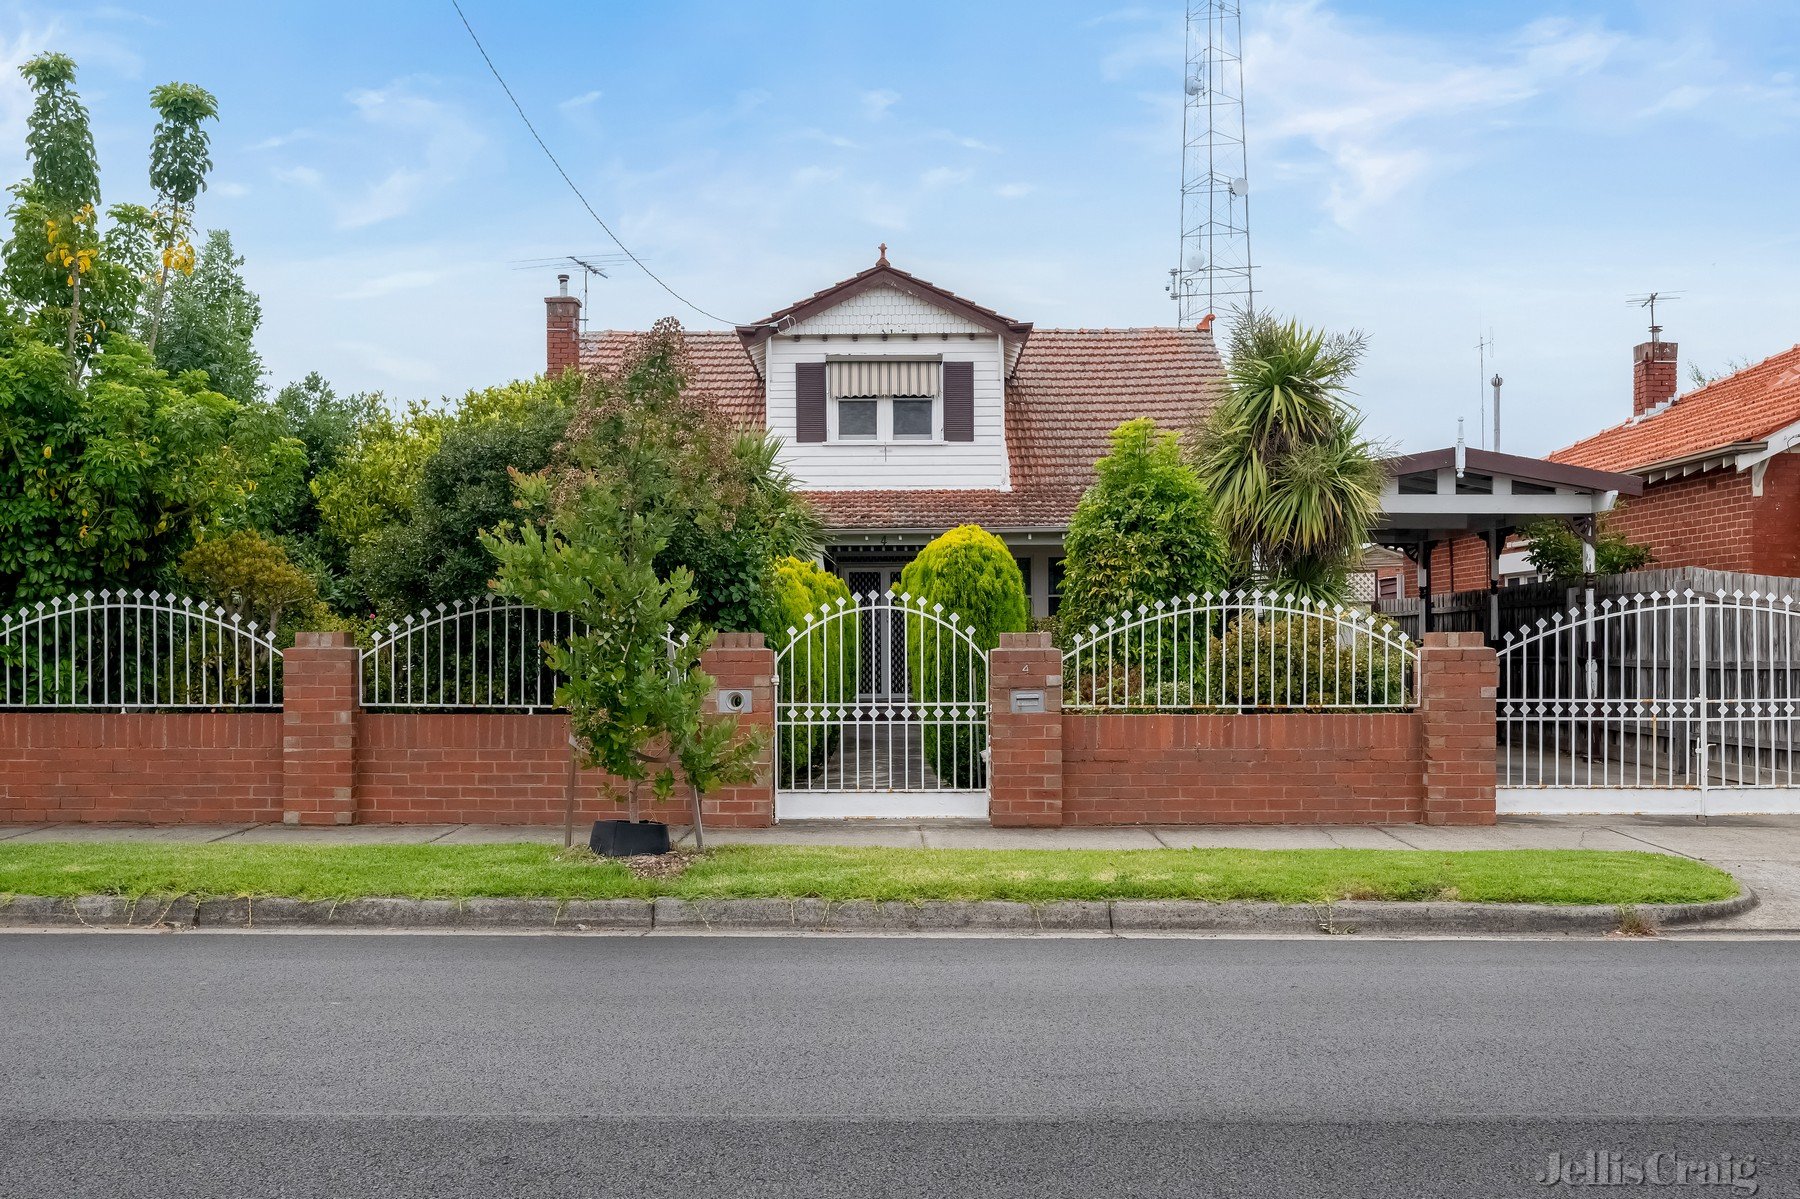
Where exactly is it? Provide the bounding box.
[1632,338,1678,417]
[545,274,581,378]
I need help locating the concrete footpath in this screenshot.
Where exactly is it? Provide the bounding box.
[4,814,1798,932]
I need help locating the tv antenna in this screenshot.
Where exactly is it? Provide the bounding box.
[1627,292,1680,344]
[1475,331,1495,450]
[511,253,627,332]
[1167,1,1253,326]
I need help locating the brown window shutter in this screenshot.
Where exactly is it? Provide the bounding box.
[795,362,826,443]
[943,360,974,442]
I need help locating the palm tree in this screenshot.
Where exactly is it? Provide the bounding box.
[1191,311,1388,601]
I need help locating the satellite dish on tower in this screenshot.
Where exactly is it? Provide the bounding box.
[1185,74,1205,96]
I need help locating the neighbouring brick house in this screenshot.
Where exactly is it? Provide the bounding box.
[1548,337,1800,576]
[1382,334,1800,603]
[545,249,1225,617]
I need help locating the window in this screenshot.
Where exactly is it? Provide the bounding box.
[827,358,941,443]
[1048,557,1065,615]
[1398,471,1438,495]
[837,399,877,440]
[1455,472,1493,496]
[893,398,934,440]
[1015,557,1033,600]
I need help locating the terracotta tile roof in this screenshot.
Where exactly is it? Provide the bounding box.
[578,329,764,427]
[575,325,1225,534]
[1552,344,1800,473]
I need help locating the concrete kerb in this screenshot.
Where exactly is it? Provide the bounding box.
[0,889,1758,934]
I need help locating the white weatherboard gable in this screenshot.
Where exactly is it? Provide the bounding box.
[768,284,1013,493]
[785,284,990,337]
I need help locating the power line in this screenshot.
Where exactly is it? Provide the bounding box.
[448,0,746,327]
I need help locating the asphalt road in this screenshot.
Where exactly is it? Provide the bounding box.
[2,933,1796,1198]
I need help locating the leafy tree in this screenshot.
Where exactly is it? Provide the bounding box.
[1522,511,1652,583]
[1059,418,1230,639]
[177,529,322,644]
[899,525,1027,787]
[356,382,572,614]
[485,320,762,843]
[0,334,270,602]
[664,430,819,632]
[141,82,218,352]
[154,229,262,403]
[310,399,445,608]
[1192,312,1387,602]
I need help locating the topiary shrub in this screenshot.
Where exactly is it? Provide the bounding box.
[899,525,1028,787]
[1059,418,1230,642]
[766,556,856,787]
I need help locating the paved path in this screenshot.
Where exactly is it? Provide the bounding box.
[1,934,1794,1197]
[6,814,1799,929]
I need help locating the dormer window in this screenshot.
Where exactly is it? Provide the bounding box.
[828,358,940,443]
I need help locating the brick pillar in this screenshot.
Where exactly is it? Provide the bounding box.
[282,631,361,825]
[546,288,581,378]
[987,631,1064,827]
[698,633,775,828]
[1418,631,1497,826]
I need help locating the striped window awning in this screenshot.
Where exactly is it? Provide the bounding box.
[827,358,941,399]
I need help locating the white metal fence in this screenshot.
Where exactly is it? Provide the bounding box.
[0,589,282,710]
[1499,589,1800,802]
[360,595,690,712]
[361,596,578,711]
[774,590,989,817]
[1063,590,1418,712]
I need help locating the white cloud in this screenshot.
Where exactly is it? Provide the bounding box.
[558,89,602,113]
[995,182,1034,199]
[267,79,485,230]
[337,268,449,301]
[860,89,900,119]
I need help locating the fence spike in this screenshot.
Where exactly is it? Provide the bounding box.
[132,588,145,599]
[98,588,111,601]
[1186,592,1199,603]
[404,614,416,625]
[453,598,465,609]
[81,589,94,601]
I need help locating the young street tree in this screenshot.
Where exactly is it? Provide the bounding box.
[484,320,762,847]
[141,82,218,353]
[1192,312,1387,602]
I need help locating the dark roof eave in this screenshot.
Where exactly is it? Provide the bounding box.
[1385,446,1644,497]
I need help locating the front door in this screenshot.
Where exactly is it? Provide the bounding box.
[844,567,906,699]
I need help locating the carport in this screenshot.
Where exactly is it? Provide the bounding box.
[1372,444,1644,640]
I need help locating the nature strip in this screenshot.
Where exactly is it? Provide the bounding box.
[0,890,1758,936]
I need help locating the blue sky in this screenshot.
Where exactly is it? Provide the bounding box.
[3,1,1798,455]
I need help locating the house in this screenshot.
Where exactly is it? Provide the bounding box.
[1548,335,1800,577]
[544,248,1225,617]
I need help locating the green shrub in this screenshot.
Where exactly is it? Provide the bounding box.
[1217,610,1411,709]
[767,557,856,787]
[1060,418,1230,639]
[899,525,1027,786]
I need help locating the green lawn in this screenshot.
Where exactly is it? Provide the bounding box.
[0,842,1738,906]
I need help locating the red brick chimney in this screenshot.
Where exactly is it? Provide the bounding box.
[545,274,581,378]
[1632,338,1678,417]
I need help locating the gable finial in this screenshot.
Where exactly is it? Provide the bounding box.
[877,242,889,267]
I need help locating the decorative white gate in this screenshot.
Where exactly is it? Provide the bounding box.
[774,590,989,820]
[1498,589,1800,815]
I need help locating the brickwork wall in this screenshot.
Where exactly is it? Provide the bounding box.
[1605,471,1758,574]
[4,630,1500,829]
[1418,632,1498,826]
[545,294,581,377]
[987,633,1063,827]
[1061,712,1423,825]
[0,712,282,824]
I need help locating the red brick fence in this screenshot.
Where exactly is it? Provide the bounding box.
[0,630,1495,828]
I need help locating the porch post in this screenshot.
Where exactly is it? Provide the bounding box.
[987,632,1064,827]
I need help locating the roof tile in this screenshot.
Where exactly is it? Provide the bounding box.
[1553,344,1800,472]
[577,325,1224,532]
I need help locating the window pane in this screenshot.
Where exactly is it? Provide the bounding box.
[893,398,934,439]
[838,399,876,439]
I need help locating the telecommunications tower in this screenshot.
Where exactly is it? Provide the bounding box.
[1167,0,1254,325]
